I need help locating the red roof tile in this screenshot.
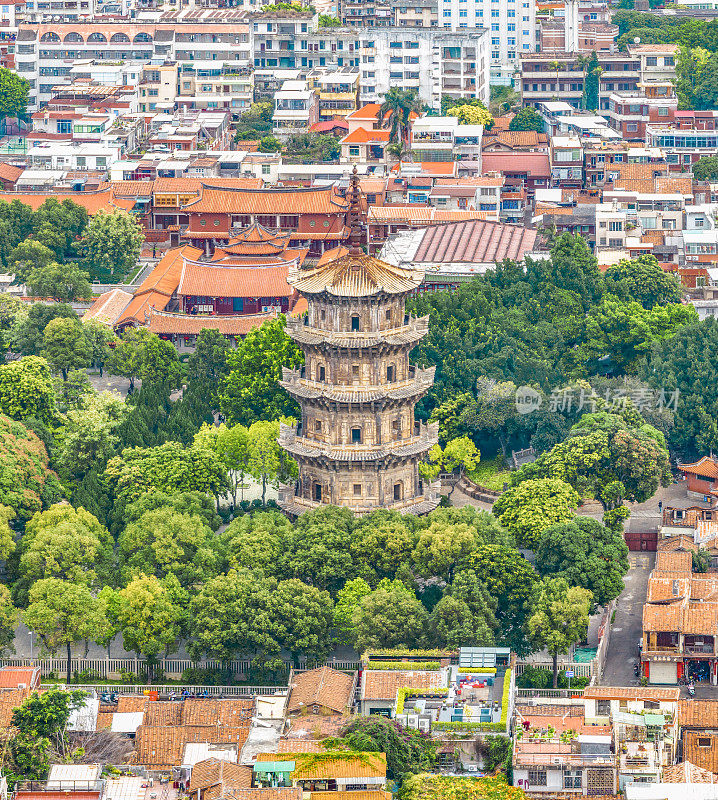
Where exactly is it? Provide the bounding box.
[481,153,551,177]
[183,186,348,215]
[178,262,292,298]
[412,220,539,264]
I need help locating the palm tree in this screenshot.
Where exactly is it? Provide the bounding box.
[377,88,423,144]
[548,59,562,98]
[386,140,410,163]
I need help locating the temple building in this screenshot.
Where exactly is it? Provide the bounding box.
[277,173,440,516]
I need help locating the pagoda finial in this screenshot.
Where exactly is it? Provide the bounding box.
[347,165,364,256]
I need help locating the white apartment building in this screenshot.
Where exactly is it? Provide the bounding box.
[410,115,483,170]
[359,28,489,110]
[25,141,123,172]
[273,79,319,139]
[15,15,252,110]
[251,13,488,111]
[438,0,535,85]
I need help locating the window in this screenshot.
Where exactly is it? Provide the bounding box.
[353,483,362,496]
[664,56,674,66]
[699,738,712,748]
[393,482,402,501]
[262,164,271,175]
[314,483,322,501]
[658,107,669,117]
[351,315,360,331]
[351,428,362,444]
[318,365,326,381]
[564,771,582,790]
[315,420,322,432]
[627,122,638,132]
[385,309,391,321]
[387,365,395,382]
[352,364,360,377]
[528,770,547,787]
[646,56,657,66]
[608,221,622,232]
[597,699,611,716]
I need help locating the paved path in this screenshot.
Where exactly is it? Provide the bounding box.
[600,552,654,686]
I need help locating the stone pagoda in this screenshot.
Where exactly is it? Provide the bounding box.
[277,173,440,516]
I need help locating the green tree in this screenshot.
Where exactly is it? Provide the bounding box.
[282,133,341,162]
[508,107,545,132]
[351,581,428,651]
[33,198,88,260]
[338,716,439,780]
[0,68,29,122]
[400,774,527,800]
[26,262,92,301]
[693,155,718,181]
[604,254,682,309]
[219,317,303,425]
[81,319,117,372]
[258,135,282,153]
[23,578,105,684]
[0,505,14,571]
[412,520,481,581]
[234,101,274,140]
[0,356,57,424]
[581,51,601,111]
[581,296,695,374]
[318,13,341,25]
[271,579,334,666]
[0,582,17,656]
[41,317,90,381]
[351,509,417,584]
[492,478,580,549]
[527,577,592,687]
[333,577,372,645]
[378,87,423,142]
[11,303,78,356]
[80,209,144,279]
[118,507,219,587]
[446,103,494,127]
[247,419,297,505]
[115,573,185,681]
[422,436,480,480]
[0,414,60,522]
[104,440,228,505]
[282,505,355,592]
[18,503,114,592]
[220,509,291,574]
[535,516,629,606]
[187,569,278,666]
[8,240,54,282]
[186,328,231,409]
[429,595,490,649]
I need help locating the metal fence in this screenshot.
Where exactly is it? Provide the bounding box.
[0,656,362,680]
[51,684,288,696]
[514,661,594,679]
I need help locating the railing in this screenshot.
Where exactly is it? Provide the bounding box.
[5,655,362,680]
[50,684,287,696]
[515,661,593,678]
[516,687,586,699]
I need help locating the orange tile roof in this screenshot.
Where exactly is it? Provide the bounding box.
[655,551,693,574]
[679,700,718,729]
[255,752,386,781]
[663,761,718,783]
[134,724,251,769]
[189,758,254,792]
[368,207,493,224]
[0,667,39,689]
[646,577,690,602]
[96,711,114,730]
[362,670,444,701]
[340,128,391,145]
[278,740,327,753]
[147,310,274,337]
[182,699,254,726]
[656,175,693,195]
[283,714,349,740]
[0,687,30,727]
[642,602,683,632]
[434,176,504,187]
[116,696,149,713]
[116,290,172,326]
[685,602,718,635]
[684,731,718,774]
[83,288,133,327]
[178,262,292,298]
[0,190,132,215]
[0,163,23,183]
[584,686,680,701]
[680,457,718,479]
[287,667,355,715]
[484,130,549,149]
[144,701,181,727]
[183,186,348,215]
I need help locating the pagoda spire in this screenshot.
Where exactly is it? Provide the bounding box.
[347,166,364,255]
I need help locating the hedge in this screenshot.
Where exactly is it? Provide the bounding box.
[364,649,455,659]
[458,667,497,675]
[367,661,441,671]
[433,721,505,732]
[396,686,449,716]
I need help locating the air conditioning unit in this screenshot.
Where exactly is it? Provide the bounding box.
[553,758,562,765]
[466,765,479,773]
[17,683,27,689]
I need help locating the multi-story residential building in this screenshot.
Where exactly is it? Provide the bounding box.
[306,68,359,120]
[140,62,180,114]
[251,12,489,110]
[340,0,392,27]
[390,0,437,28]
[272,79,319,140]
[605,84,678,142]
[16,14,252,110]
[174,61,253,117]
[520,48,664,111]
[411,115,483,164]
[550,135,583,187]
[436,0,534,85]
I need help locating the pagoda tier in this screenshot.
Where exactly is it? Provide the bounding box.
[284,314,429,350]
[277,169,439,516]
[279,364,435,405]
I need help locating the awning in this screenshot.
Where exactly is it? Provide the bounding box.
[253,762,295,773]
